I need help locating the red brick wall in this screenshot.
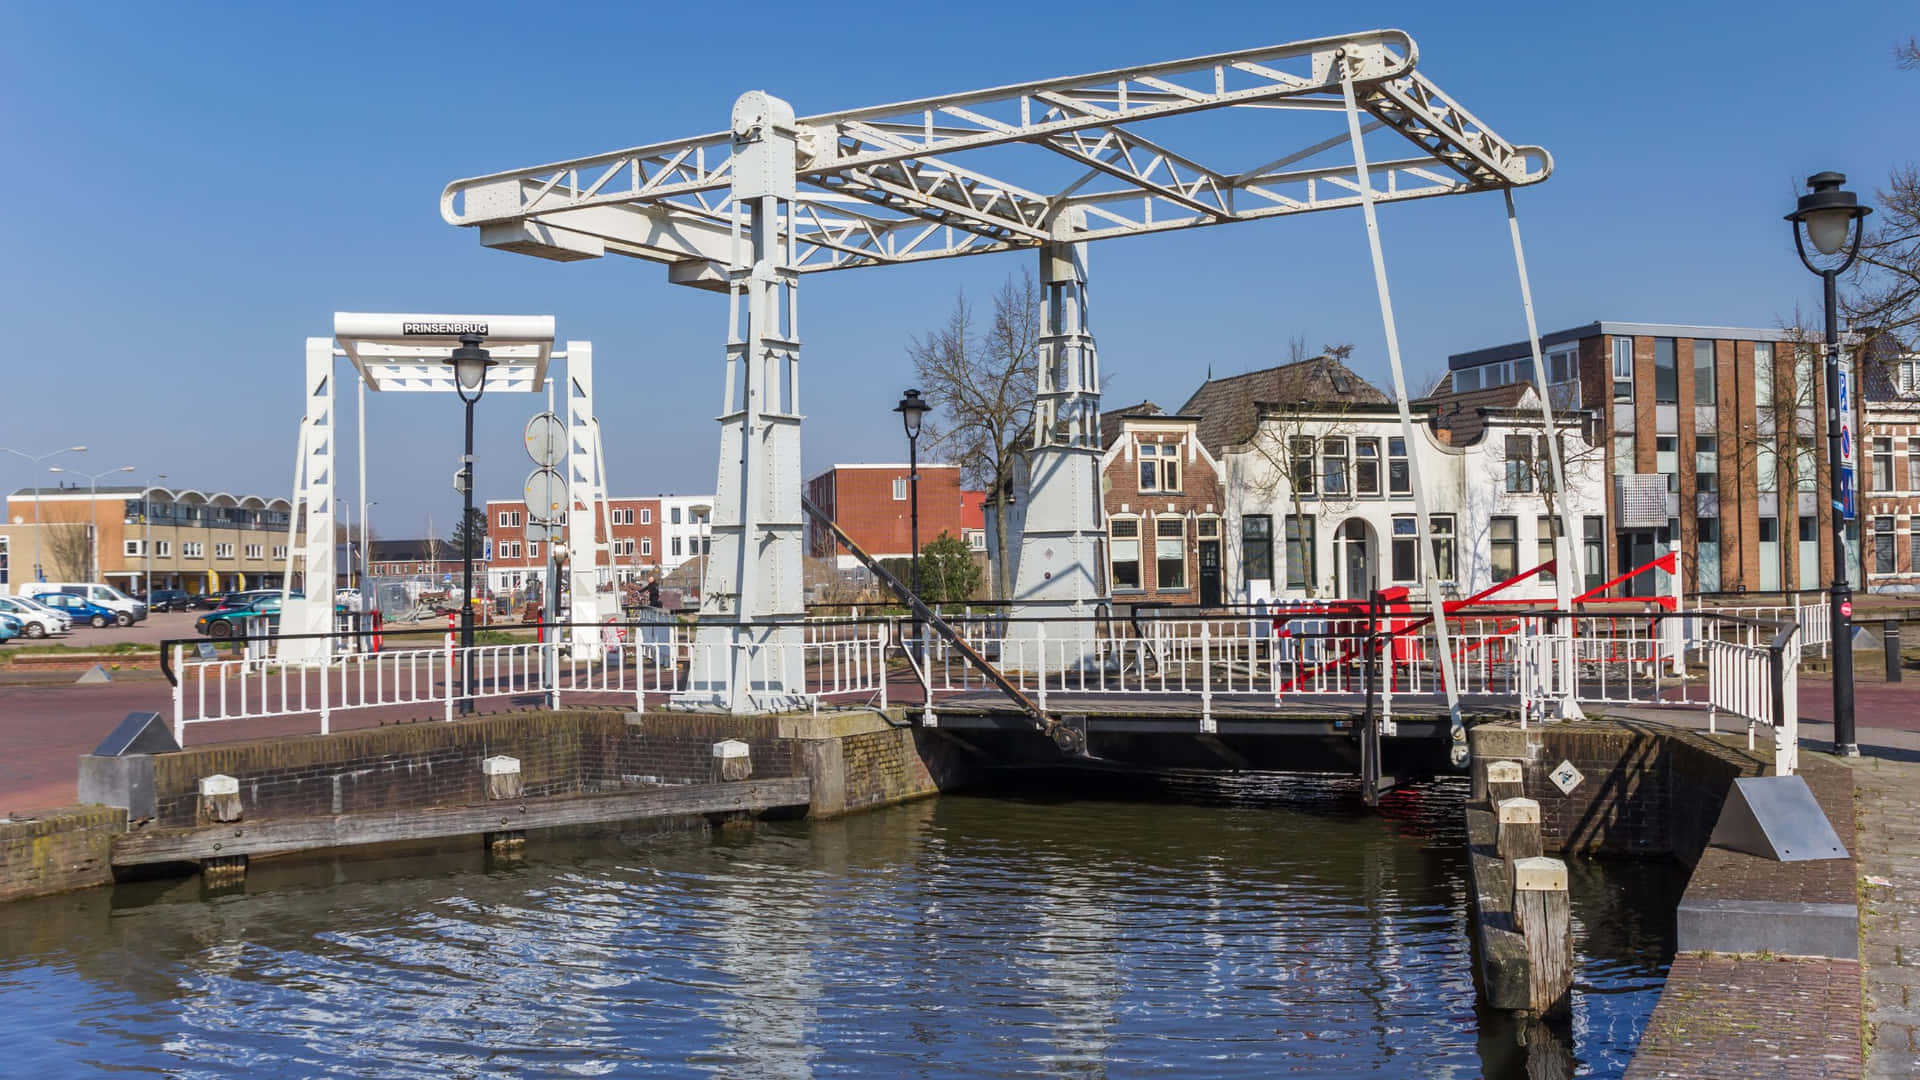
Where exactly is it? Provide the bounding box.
[1101,425,1224,603]
[808,466,966,558]
[485,498,664,570]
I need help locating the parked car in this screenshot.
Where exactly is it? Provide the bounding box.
[22,582,147,625]
[145,588,193,612]
[31,592,120,629]
[196,596,284,639]
[0,595,69,638]
[201,589,300,612]
[0,612,20,643]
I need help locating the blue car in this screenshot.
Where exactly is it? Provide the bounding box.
[0,612,20,643]
[31,592,120,629]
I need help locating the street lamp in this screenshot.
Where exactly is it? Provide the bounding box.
[448,333,496,714]
[1786,171,1873,758]
[48,464,134,583]
[144,473,167,600]
[1,444,86,582]
[894,389,932,602]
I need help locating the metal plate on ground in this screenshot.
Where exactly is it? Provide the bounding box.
[1710,775,1849,862]
[524,412,566,467]
[1549,759,1584,795]
[524,468,565,522]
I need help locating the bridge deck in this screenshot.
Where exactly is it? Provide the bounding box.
[927,690,1517,736]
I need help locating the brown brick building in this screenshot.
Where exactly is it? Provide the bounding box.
[1862,344,1920,593]
[1444,322,1865,598]
[805,464,971,566]
[484,495,712,595]
[1099,402,1226,606]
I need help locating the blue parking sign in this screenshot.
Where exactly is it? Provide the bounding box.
[1838,465,1857,521]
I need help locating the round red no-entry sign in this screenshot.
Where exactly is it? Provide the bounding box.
[1840,600,1853,619]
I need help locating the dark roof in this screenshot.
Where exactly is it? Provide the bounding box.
[1098,400,1164,448]
[663,555,706,590]
[1860,332,1916,405]
[1179,356,1389,453]
[368,539,461,562]
[1414,383,1534,445]
[9,485,146,497]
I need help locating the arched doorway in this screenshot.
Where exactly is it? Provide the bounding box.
[1335,519,1376,600]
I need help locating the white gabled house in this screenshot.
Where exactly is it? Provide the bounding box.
[1180,358,1605,605]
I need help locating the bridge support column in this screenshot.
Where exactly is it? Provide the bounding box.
[1006,232,1107,670]
[280,337,336,666]
[675,91,808,714]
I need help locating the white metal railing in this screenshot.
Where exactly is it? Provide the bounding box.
[1698,600,1828,656]
[170,620,889,744]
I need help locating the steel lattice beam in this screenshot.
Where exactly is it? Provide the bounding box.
[442,30,1549,283]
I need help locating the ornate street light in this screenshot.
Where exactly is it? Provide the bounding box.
[1785,171,1872,757]
[893,389,932,600]
[447,333,496,714]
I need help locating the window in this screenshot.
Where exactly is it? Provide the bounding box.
[1155,517,1187,590]
[1110,518,1142,590]
[672,506,684,524]
[1758,441,1778,492]
[1653,338,1678,404]
[497,510,521,528]
[612,508,634,526]
[891,478,907,501]
[1284,516,1316,590]
[183,541,204,559]
[1612,337,1634,400]
[671,537,683,557]
[1875,517,1896,575]
[1504,434,1535,493]
[245,544,262,560]
[1873,438,1894,491]
[153,540,172,558]
[641,538,653,557]
[214,543,234,559]
[1490,517,1519,583]
[1913,524,1920,577]
[1693,340,1717,405]
[1583,516,1605,593]
[1429,516,1457,582]
[1388,437,1410,495]
[123,540,145,557]
[500,541,519,558]
[527,541,539,559]
[0,537,7,586]
[1289,437,1315,496]
[1537,516,1558,583]
[1899,359,1920,396]
[1242,515,1274,582]
[1354,438,1380,496]
[1913,439,1920,493]
[271,545,285,560]
[1754,342,1775,408]
[1321,437,1349,497]
[1682,514,1715,592]
[1758,517,1781,591]
[1794,345,1816,405]
[1548,347,1581,409]
[640,508,653,525]
[1138,441,1182,492]
[1391,516,1418,581]
[614,538,635,556]
[1656,436,1679,493]
[1695,435,1719,494]
[1454,367,1481,392]
[1613,432,1635,477]
[1796,436,1818,492]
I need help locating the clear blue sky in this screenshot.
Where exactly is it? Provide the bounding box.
[2,2,1913,541]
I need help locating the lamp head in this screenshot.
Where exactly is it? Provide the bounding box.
[1787,171,1871,257]
[894,388,932,440]
[448,334,496,402]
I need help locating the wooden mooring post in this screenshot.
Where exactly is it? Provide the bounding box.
[1466,756,1573,1024]
[1513,856,1573,1018]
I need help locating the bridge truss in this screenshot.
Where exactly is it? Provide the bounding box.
[442,29,1572,740]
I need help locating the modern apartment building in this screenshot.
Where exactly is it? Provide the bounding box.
[0,484,298,597]
[1442,321,1865,597]
[804,464,971,569]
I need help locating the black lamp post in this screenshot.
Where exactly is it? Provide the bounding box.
[894,389,932,600]
[1786,171,1872,757]
[449,333,496,715]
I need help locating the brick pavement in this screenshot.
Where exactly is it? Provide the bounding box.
[1626,954,1862,1078]
[1846,755,1920,1079]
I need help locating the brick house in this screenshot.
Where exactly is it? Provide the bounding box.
[483,495,712,596]
[805,464,973,567]
[1099,401,1226,606]
[1442,321,1865,597]
[1862,343,1920,593]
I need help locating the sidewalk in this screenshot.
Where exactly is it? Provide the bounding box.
[1847,755,1920,1078]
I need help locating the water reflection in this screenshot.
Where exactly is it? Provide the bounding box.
[0,777,1679,1078]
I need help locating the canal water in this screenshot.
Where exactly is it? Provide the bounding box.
[0,776,1684,1078]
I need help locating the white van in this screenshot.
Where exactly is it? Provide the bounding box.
[21,582,149,625]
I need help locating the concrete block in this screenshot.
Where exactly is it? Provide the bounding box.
[1513,856,1567,892]
[77,754,155,820]
[1486,760,1524,785]
[1676,898,1859,959]
[1497,797,1540,825]
[198,774,242,824]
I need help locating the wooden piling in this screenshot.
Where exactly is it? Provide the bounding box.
[1512,856,1573,1018]
[1496,798,1543,862]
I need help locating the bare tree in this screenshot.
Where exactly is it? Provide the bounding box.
[907,271,1040,600]
[1843,40,1920,356]
[45,523,91,581]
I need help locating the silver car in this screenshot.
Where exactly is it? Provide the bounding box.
[0,594,71,638]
